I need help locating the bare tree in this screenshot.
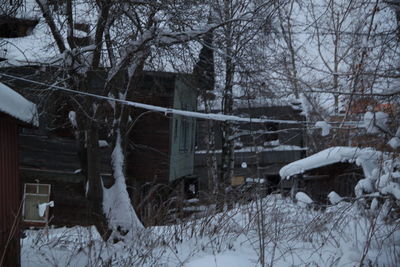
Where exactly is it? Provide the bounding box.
[28,0,217,239]
[209,0,277,207]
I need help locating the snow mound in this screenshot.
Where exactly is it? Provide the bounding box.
[388,127,400,149]
[328,191,342,205]
[280,146,383,179]
[186,253,253,267]
[388,137,400,149]
[295,192,313,204]
[0,82,38,126]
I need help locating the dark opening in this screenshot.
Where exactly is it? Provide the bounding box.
[266,175,280,194]
[0,17,38,38]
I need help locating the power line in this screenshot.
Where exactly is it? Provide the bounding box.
[0,72,306,125]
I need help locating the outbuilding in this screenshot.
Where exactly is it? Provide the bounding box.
[0,82,38,266]
[279,146,383,204]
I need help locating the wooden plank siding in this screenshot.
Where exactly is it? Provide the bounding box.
[0,114,20,267]
[19,133,112,174]
[126,72,176,184]
[296,163,364,204]
[126,72,196,184]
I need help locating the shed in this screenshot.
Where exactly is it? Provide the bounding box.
[279,146,383,203]
[0,82,37,267]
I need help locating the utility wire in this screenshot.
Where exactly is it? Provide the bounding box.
[0,72,304,124]
[0,72,365,126]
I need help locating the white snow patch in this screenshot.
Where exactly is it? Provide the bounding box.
[328,191,342,205]
[98,140,109,147]
[355,179,374,197]
[186,253,253,267]
[245,178,266,183]
[370,198,378,210]
[263,139,280,147]
[315,121,331,136]
[380,182,400,200]
[377,173,390,189]
[197,145,307,154]
[299,93,311,117]
[68,111,77,128]
[295,192,313,204]
[0,82,38,126]
[103,131,143,238]
[363,111,389,134]
[388,137,400,149]
[280,146,383,179]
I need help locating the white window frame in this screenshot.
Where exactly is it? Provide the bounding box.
[22,183,51,223]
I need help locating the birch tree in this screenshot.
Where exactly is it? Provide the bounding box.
[208,0,277,206]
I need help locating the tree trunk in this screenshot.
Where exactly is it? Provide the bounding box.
[206,120,219,197]
[220,58,235,210]
[86,123,110,238]
[86,125,101,204]
[218,0,235,210]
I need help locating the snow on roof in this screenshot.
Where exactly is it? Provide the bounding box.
[279,146,384,180]
[0,82,38,126]
[0,1,98,66]
[1,20,60,66]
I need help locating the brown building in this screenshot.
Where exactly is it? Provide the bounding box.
[0,82,38,267]
[1,68,197,227]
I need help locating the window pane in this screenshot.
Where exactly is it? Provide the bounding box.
[24,195,49,222]
[38,185,50,194]
[25,184,37,194]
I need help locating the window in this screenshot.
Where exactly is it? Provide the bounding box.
[180,117,189,151]
[179,103,190,152]
[23,183,51,223]
[191,120,195,151]
[174,119,178,142]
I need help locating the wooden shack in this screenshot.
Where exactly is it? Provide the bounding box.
[284,163,363,203]
[0,82,38,267]
[279,146,379,204]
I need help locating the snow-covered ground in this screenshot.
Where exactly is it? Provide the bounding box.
[21,195,399,266]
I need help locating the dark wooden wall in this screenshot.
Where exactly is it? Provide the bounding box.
[194,105,306,192]
[19,133,111,174]
[299,163,363,203]
[0,114,20,267]
[126,72,175,184]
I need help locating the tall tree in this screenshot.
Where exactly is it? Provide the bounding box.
[29,0,217,239]
[210,0,276,204]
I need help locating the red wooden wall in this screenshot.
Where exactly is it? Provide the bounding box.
[0,114,20,266]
